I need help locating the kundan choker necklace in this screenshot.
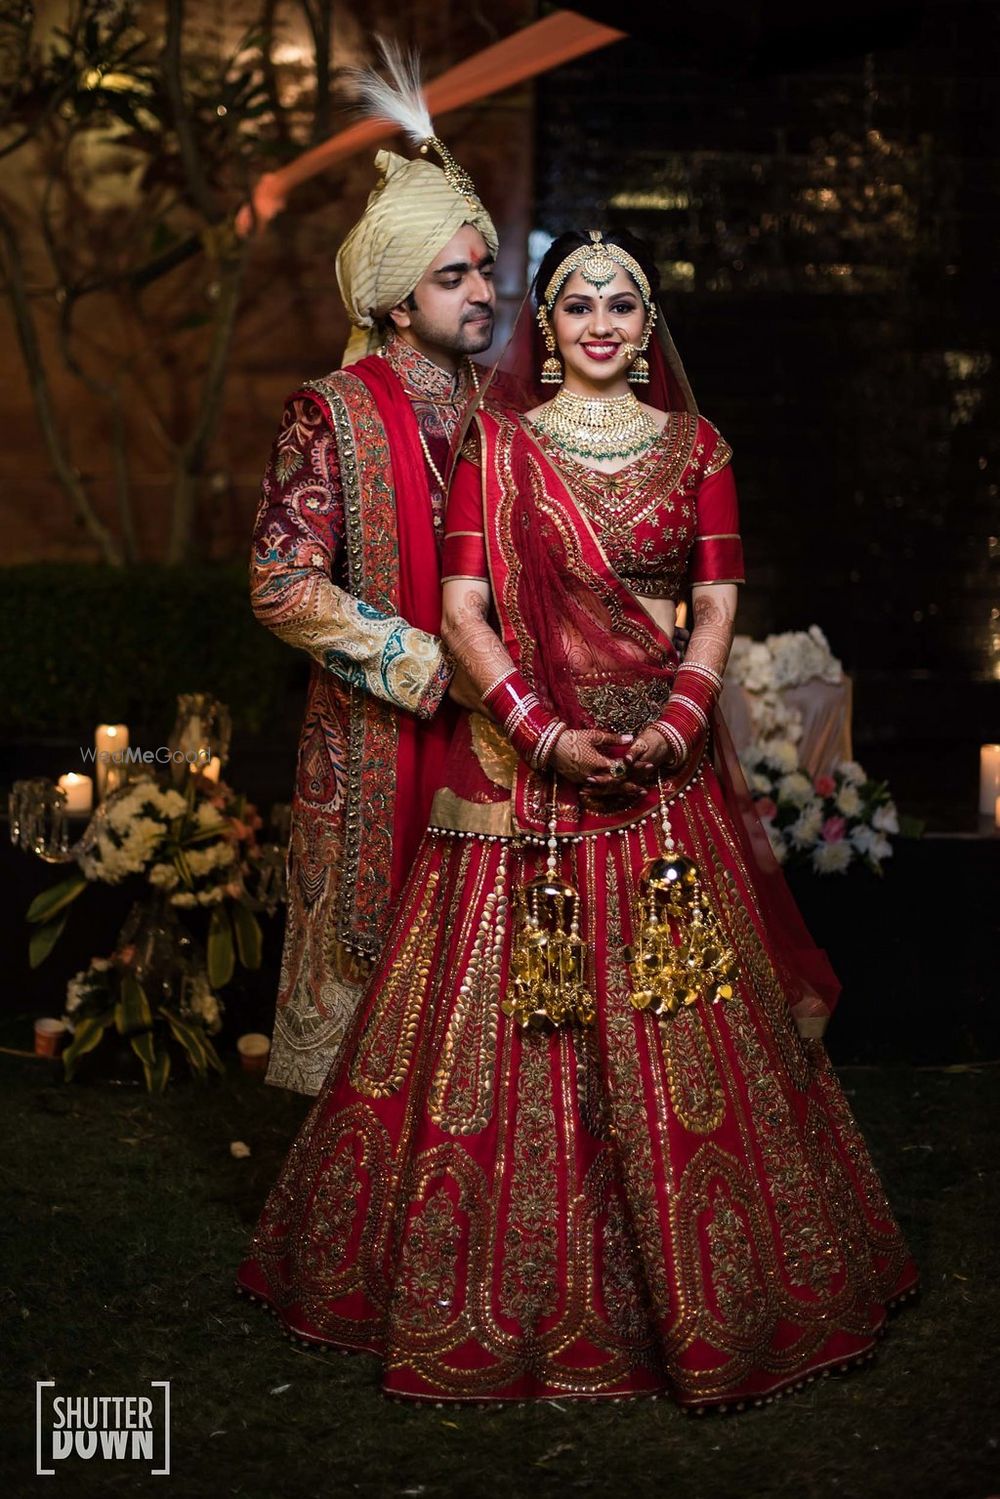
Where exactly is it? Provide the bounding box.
[532,388,661,463]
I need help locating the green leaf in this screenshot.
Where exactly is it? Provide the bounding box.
[115,975,153,1035]
[207,905,234,988]
[180,824,228,846]
[898,814,925,839]
[161,1008,224,1076]
[130,1032,170,1093]
[29,909,69,968]
[26,871,87,925]
[231,901,262,970]
[174,845,195,889]
[62,1012,114,1081]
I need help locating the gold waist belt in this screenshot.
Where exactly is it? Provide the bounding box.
[574,676,669,735]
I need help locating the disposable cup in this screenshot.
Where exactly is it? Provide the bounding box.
[237,1032,271,1074]
[35,1018,68,1057]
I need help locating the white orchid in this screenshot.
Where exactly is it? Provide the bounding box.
[872,802,900,834]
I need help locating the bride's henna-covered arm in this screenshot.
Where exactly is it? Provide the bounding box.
[630,583,737,770]
[440,579,626,781]
[440,580,513,696]
[684,585,737,677]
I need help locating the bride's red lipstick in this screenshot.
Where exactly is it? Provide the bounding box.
[581,342,620,362]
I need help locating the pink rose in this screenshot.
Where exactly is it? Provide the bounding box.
[821,816,847,842]
[756,797,777,821]
[814,775,836,797]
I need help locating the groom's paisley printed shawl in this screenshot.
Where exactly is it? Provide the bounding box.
[250,335,475,1094]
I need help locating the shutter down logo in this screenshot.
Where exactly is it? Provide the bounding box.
[36,1381,170,1475]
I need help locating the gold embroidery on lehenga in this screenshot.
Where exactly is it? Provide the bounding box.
[386,1141,491,1376]
[722,994,841,1294]
[660,1006,726,1135]
[350,864,441,1097]
[499,1031,560,1329]
[601,849,675,1327]
[703,1180,767,1332]
[696,801,811,1091]
[267,1100,394,1336]
[575,1023,612,1141]
[430,846,508,1135]
[394,1185,461,1332]
[677,805,842,1296]
[596,1160,654,1347]
[299,1142,363,1279]
[805,1041,898,1227]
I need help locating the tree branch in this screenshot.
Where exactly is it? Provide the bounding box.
[0,203,123,564]
[164,0,220,222]
[166,242,248,562]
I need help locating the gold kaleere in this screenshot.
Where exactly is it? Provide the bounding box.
[625,781,738,1019]
[505,786,592,1029]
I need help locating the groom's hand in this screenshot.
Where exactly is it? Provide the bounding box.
[448,665,482,712]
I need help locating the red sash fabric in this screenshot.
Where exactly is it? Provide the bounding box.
[349,358,455,893]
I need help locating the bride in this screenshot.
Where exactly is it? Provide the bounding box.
[236,226,917,1409]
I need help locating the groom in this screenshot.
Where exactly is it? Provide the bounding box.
[251,132,498,1094]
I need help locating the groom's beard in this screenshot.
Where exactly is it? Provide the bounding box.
[409,303,495,359]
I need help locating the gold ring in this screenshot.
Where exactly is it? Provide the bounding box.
[610,760,627,779]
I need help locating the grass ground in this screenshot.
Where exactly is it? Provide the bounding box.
[1,1015,997,1499]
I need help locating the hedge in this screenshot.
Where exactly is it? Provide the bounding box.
[0,564,302,740]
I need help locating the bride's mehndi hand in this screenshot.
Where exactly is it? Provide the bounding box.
[550,729,631,785]
[626,725,683,777]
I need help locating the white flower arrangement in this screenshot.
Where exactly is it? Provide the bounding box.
[74,774,250,908]
[727,625,843,692]
[27,764,274,1092]
[738,741,900,875]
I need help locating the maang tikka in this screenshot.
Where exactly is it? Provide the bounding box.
[538,231,657,386]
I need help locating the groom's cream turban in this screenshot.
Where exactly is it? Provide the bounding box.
[336,148,498,366]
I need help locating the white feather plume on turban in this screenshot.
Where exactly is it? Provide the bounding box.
[334,40,498,366]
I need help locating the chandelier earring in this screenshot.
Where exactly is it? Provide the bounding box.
[627,304,657,385]
[536,305,563,385]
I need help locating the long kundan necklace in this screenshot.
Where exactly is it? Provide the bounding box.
[532,387,660,464]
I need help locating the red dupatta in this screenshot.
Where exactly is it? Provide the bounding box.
[475,405,841,1029]
[477,408,701,838]
[349,356,455,892]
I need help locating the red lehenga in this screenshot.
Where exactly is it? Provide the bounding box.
[236,396,917,1409]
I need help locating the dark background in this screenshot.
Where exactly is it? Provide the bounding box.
[537,0,999,818]
[1,0,997,1060]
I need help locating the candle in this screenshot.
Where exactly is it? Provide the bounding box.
[980,743,1000,815]
[995,794,1000,831]
[95,723,129,800]
[57,772,93,817]
[190,755,221,783]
